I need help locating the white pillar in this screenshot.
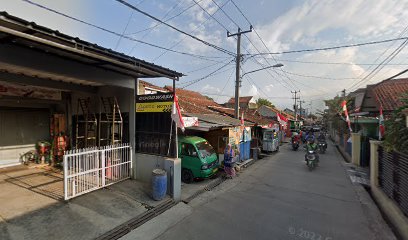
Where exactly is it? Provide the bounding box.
[164,158,181,202]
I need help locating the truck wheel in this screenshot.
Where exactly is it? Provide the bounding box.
[181,169,194,183]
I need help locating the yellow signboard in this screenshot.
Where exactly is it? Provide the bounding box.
[136,102,172,112]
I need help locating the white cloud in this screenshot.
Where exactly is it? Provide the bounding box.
[2,0,89,39]
[202,84,221,93]
[248,0,408,53]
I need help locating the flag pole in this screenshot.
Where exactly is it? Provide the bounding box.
[173,79,179,159]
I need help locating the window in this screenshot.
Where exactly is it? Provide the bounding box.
[181,143,198,157]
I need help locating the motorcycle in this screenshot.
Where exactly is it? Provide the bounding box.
[292,138,299,151]
[305,149,319,171]
[318,141,327,154]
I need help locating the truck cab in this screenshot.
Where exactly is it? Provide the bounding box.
[178,136,219,183]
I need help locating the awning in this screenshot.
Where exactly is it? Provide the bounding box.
[0,11,183,82]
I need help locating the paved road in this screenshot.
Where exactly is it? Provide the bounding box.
[154,142,394,240]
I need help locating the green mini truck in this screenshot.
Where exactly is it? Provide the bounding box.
[178,136,219,183]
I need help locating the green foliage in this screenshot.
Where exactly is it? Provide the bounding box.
[383,92,408,154]
[204,95,214,101]
[256,98,274,108]
[323,96,353,134]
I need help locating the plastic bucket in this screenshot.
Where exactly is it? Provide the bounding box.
[152,169,167,201]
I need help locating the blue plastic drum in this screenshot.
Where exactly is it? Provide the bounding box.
[152,169,167,201]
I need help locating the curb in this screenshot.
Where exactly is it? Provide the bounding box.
[333,142,397,240]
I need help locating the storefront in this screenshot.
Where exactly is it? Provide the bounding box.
[0,12,182,176]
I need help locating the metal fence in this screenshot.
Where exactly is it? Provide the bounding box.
[378,146,408,217]
[63,144,132,200]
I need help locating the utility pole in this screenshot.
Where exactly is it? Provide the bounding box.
[299,100,305,118]
[228,26,252,119]
[291,90,300,121]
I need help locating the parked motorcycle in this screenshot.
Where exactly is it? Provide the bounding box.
[305,149,319,171]
[318,141,327,154]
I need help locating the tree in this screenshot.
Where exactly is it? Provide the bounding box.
[383,92,408,154]
[204,95,214,101]
[256,98,274,108]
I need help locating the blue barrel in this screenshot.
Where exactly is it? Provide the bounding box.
[152,169,167,201]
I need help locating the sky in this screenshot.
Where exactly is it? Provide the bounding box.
[2,0,408,113]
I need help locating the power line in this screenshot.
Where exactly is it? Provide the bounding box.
[348,38,408,90]
[115,0,236,56]
[20,0,228,61]
[180,60,235,88]
[245,37,408,56]
[152,0,231,62]
[125,0,204,36]
[263,58,408,66]
[114,11,133,50]
[281,70,359,80]
[215,67,235,102]
[229,0,300,90]
[128,0,185,55]
[185,59,232,74]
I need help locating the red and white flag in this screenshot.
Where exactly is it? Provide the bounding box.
[341,100,352,132]
[171,95,185,132]
[379,105,385,140]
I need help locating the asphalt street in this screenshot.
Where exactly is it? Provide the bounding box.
[153,142,395,240]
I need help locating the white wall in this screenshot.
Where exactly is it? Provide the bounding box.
[135,153,166,183]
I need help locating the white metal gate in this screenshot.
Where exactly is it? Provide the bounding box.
[63,144,132,200]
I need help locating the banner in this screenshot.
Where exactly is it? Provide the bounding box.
[171,95,185,132]
[182,117,199,127]
[136,93,174,113]
[136,102,172,112]
[379,106,385,140]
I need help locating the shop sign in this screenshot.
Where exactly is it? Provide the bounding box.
[136,93,174,113]
[182,117,199,127]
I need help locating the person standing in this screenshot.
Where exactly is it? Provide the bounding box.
[224,143,236,178]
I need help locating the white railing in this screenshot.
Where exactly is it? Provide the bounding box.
[63,143,132,200]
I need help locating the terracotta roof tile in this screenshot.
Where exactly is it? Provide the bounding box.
[208,106,272,125]
[227,96,254,104]
[165,86,222,114]
[139,80,168,92]
[372,78,408,111]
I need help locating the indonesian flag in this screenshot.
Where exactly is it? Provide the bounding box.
[379,106,385,140]
[240,112,244,126]
[171,95,185,132]
[341,100,352,132]
[277,113,288,129]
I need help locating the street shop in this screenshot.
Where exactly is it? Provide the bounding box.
[0,12,181,200]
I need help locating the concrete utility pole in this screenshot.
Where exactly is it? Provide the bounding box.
[291,90,300,121]
[299,100,305,118]
[228,27,252,119]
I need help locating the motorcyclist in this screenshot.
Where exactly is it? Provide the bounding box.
[317,131,326,142]
[305,131,315,143]
[292,131,300,142]
[305,139,318,164]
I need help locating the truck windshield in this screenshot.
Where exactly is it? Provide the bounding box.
[196,141,215,158]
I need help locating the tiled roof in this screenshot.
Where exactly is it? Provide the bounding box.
[165,86,222,114]
[372,78,408,111]
[227,96,254,104]
[208,106,272,125]
[139,80,168,92]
